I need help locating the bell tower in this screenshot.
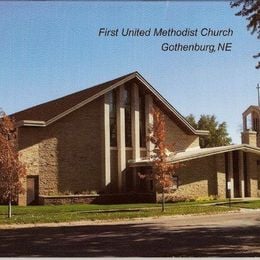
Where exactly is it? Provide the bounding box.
[241,84,260,147]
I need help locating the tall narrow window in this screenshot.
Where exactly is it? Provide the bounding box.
[109,90,117,147]
[246,114,251,130]
[139,90,146,147]
[124,85,132,147]
[253,113,259,132]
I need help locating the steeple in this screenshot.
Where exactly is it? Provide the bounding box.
[242,107,258,146]
[257,83,260,106]
[241,84,260,146]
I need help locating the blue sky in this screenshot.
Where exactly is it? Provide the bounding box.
[0,1,259,144]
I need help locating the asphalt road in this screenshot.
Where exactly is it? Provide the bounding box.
[0,210,260,257]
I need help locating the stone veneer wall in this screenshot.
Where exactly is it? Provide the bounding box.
[173,155,221,199]
[38,193,156,205]
[241,131,257,147]
[258,161,260,197]
[247,153,259,197]
[18,97,104,205]
[215,153,227,198]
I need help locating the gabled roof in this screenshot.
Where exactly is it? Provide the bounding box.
[12,72,135,125]
[12,71,208,136]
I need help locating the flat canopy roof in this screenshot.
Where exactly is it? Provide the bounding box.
[129,144,260,167]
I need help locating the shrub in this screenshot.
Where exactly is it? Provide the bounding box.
[156,193,195,203]
[195,195,219,202]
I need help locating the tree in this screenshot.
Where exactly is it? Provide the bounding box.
[186,114,232,148]
[0,110,25,218]
[148,108,180,212]
[185,114,198,129]
[230,0,260,69]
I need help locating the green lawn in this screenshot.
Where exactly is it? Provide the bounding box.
[0,202,236,225]
[230,200,260,209]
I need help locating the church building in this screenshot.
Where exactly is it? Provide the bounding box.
[12,72,260,205]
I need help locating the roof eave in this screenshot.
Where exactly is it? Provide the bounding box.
[14,71,211,135]
[195,130,209,136]
[134,73,206,136]
[129,144,260,166]
[16,120,46,127]
[170,144,260,163]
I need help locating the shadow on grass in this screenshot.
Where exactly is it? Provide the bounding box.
[0,222,260,257]
[79,209,141,214]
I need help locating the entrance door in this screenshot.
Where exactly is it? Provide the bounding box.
[27,176,39,205]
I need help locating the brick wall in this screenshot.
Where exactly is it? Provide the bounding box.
[18,127,42,205]
[154,106,200,152]
[165,115,199,152]
[18,97,104,204]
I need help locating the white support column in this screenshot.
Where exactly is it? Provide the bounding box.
[239,150,245,198]
[228,152,234,198]
[131,83,140,161]
[103,94,111,188]
[117,85,126,192]
[145,94,154,157]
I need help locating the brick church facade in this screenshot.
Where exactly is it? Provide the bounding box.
[12,72,260,205]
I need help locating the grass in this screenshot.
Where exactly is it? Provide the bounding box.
[0,201,237,225]
[230,200,260,209]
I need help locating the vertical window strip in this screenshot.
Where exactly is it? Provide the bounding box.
[124,85,132,147]
[139,90,146,148]
[109,90,117,147]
